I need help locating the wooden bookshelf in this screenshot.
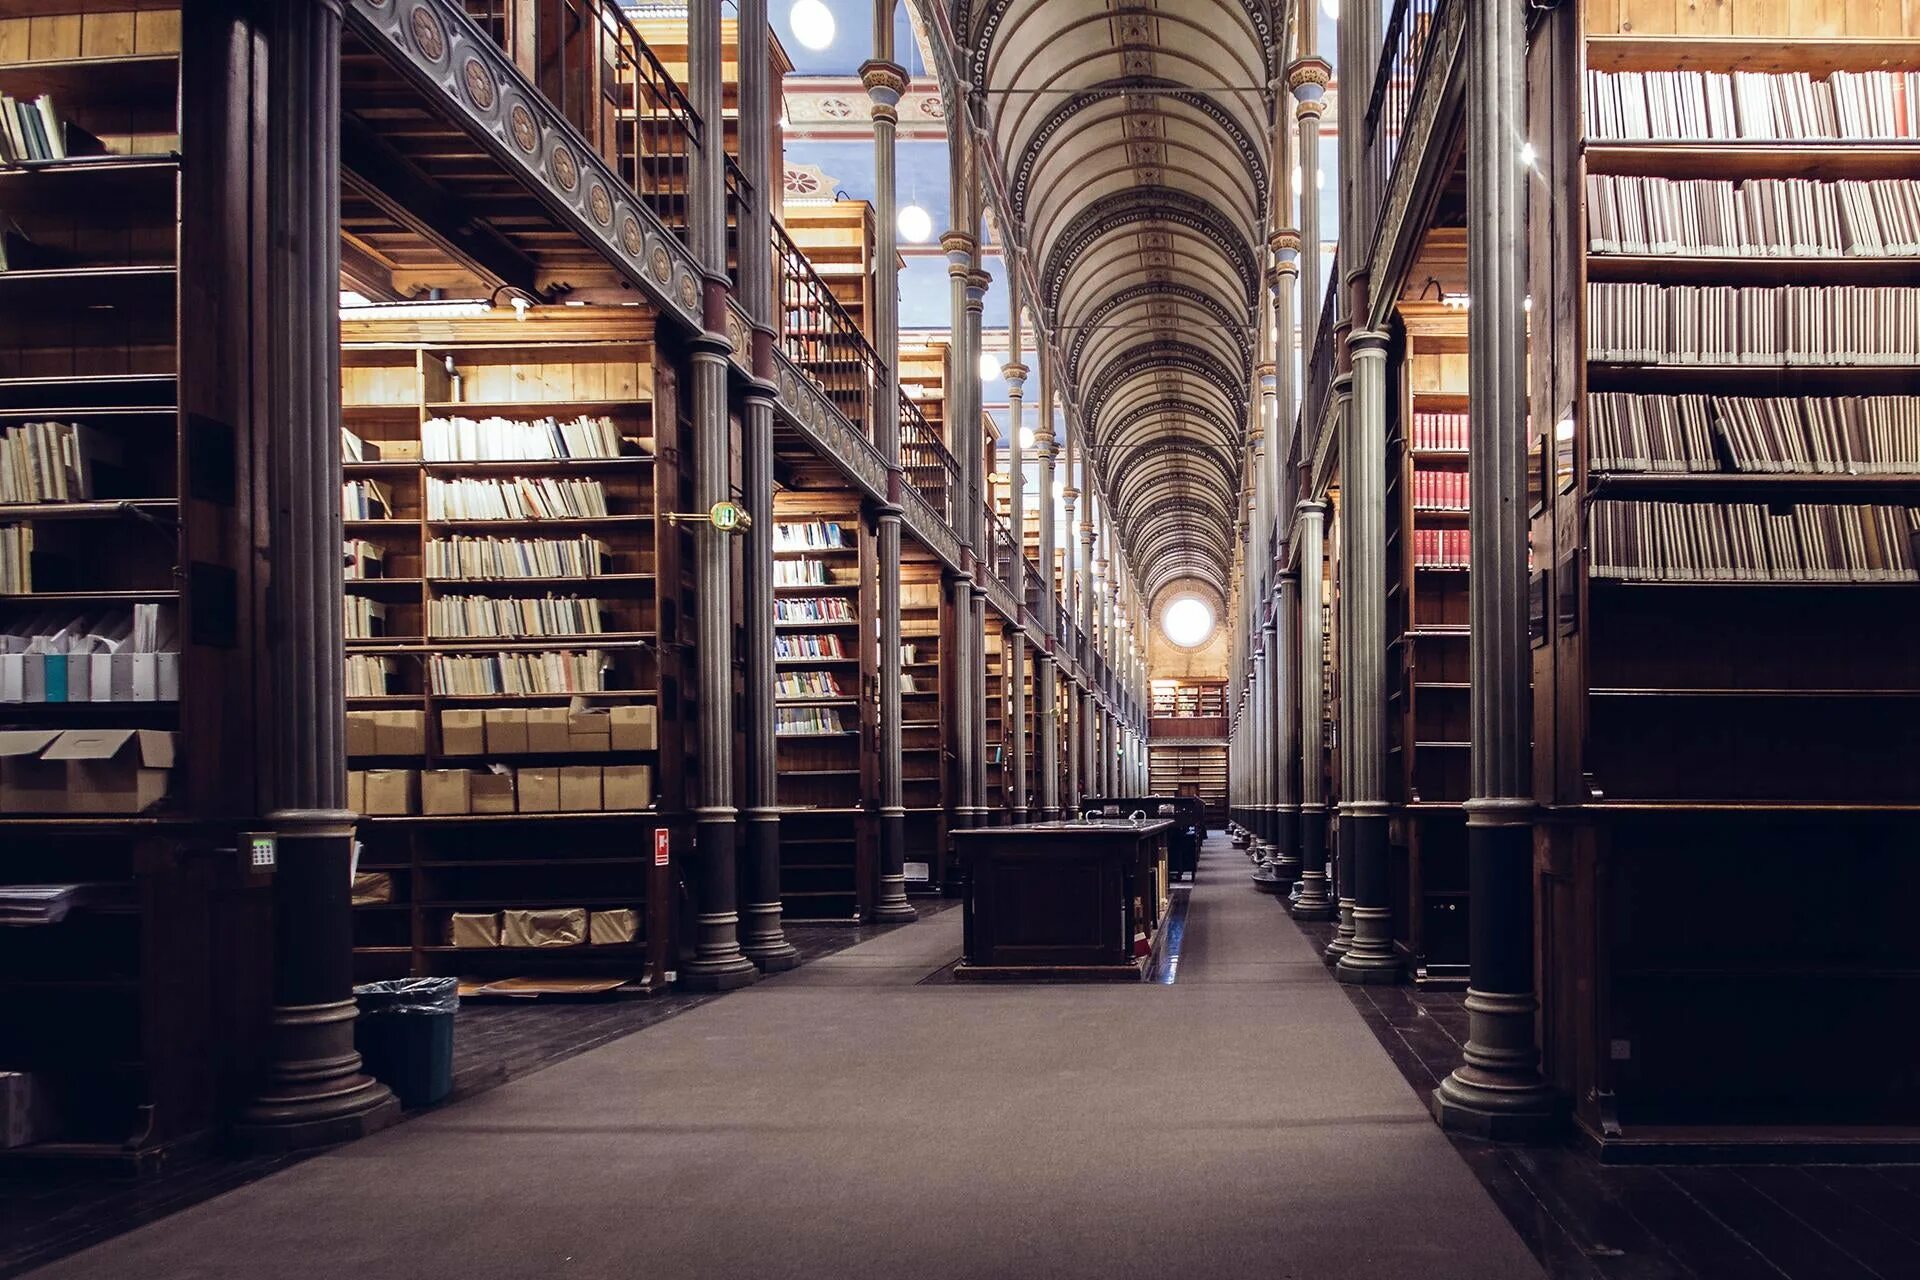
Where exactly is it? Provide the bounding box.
[337,314,689,989]
[0,3,260,1170]
[771,489,874,920]
[781,200,879,343]
[1385,298,1470,987]
[982,620,1005,815]
[899,547,948,892]
[1147,741,1227,824]
[1530,0,1920,1153]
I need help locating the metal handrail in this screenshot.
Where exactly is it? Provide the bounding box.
[1302,254,1338,446]
[774,221,883,444]
[724,155,752,290]
[1363,0,1446,246]
[900,394,959,524]
[461,0,701,243]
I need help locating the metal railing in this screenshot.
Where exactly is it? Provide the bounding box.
[774,222,882,443]
[724,155,751,291]
[461,0,700,243]
[986,506,1019,594]
[1303,255,1339,445]
[1364,0,1446,251]
[900,394,959,524]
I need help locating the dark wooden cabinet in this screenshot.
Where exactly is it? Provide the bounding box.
[952,821,1171,981]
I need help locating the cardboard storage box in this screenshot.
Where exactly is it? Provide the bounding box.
[351,872,392,906]
[602,764,653,810]
[372,710,426,755]
[502,907,586,948]
[589,908,639,947]
[1,1072,58,1149]
[470,769,516,814]
[43,729,176,814]
[526,707,570,753]
[567,708,611,753]
[380,439,422,461]
[0,730,66,813]
[344,711,379,757]
[517,767,559,812]
[420,769,472,815]
[347,770,367,815]
[440,709,485,756]
[449,912,500,948]
[609,705,657,751]
[362,769,418,816]
[559,765,602,812]
[483,708,528,755]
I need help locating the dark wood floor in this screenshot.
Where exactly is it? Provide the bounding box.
[0,901,956,1280]
[1281,893,1920,1280]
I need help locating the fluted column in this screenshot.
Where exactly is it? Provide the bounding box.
[680,0,756,989]
[1005,295,1029,824]
[1291,499,1334,918]
[1291,56,1332,367]
[1270,235,1302,890]
[1325,373,1358,960]
[739,0,802,964]
[1036,359,1061,819]
[862,37,915,921]
[1433,0,1561,1138]
[966,265,992,821]
[240,0,398,1148]
[943,225,981,830]
[1336,331,1402,983]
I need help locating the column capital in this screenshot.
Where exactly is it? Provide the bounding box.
[941,230,977,269]
[859,58,908,104]
[1296,498,1327,520]
[965,268,993,305]
[1002,361,1029,388]
[1350,328,1392,356]
[1269,229,1302,266]
[1332,370,1354,399]
[1288,56,1333,106]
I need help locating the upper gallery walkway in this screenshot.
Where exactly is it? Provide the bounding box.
[25,838,1541,1280]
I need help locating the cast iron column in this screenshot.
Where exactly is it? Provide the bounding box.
[1326,372,1358,960]
[1291,56,1331,369]
[1004,295,1029,824]
[1271,234,1302,891]
[1336,330,1402,983]
[239,0,398,1148]
[943,235,980,830]
[863,35,915,921]
[1291,499,1334,918]
[967,266,992,821]
[738,0,801,967]
[1036,358,1061,820]
[1432,0,1562,1137]
[682,0,755,990]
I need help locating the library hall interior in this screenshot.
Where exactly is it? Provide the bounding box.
[5,0,1920,1275]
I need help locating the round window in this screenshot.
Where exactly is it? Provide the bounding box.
[1161,596,1215,649]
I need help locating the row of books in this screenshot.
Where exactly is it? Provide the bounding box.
[1412,469,1469,511]
[775,671,843,699]
[1411,412,1469,453]
[2,421,117,505]
[424,535,611,580]
[775,633,844,659]
[772,521,853,551]
[1583,68,1920,141]
[0,94,74,163]
[0,605,178,702]
[1587,500,1919,582]
[421,415,630,463]
[345,539,385,580]
[427,595,606,639]
[425,477,610,520]
[344,597,387,640]
[1589,393,1920,474]
[428,651,612,695]
[1585,175,1920,258]
[1587,283,1920,365]
[343,480,392,521]
[1414,528,1471,569]
[346,654,396,697]
[774,558,830,586]
[775,706,849,735]
[775,595,855,622]
[0,524,28,592]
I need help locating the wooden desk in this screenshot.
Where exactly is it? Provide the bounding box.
[951,821,1173,981]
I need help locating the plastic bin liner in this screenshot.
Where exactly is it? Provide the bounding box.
[353,976,459,1017]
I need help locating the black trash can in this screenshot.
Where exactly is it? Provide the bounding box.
[353,977,458,1109]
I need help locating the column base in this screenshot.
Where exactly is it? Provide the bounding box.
[741,901,802,973]
[679,956,760,991]
[1251,864,1286,893]
[740,814,799,971]
[871,811,917,923]
[1289,807,1335,919]
[1431,1069,1565,1142]
[234,997,401,1153]
[1336,811,1402,984]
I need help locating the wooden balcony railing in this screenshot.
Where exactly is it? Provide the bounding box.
[775,222,881,444]
[461,0,700,244]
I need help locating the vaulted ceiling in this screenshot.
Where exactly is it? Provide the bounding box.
[950,0,1279,604]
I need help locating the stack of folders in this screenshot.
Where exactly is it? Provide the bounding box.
[426,477,609,520]
[1585,176,1920,257]
[773,557,828,585]
[1584,68,1920,141]
[1588,283,1920,365]
[1588,501,1920,581]
[0,604,178,702]
[775,706,848,735]
[771,521,850,551]
[1,525,30,593]
[422,415,628,462]
[1589,393,1920,474]
[425,535,608,579]
[0,884,90,926]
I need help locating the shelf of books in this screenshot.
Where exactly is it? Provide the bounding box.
[982,619,1005,817]
[1532,0,1920,1151]
[772,491,874,920]
[1147,742,1227,823]
[0,4,257,1168]
[899,547,947,893]
[1384,300,1470,987]
[337,314,688,991]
